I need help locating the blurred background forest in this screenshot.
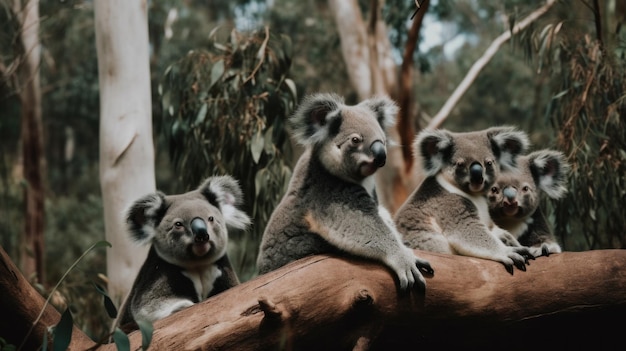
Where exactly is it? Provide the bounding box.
[1,0,625,341]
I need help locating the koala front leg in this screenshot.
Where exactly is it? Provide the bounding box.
[305,208,433,291]
[133,298,195,323]
[446,224,532,274]
[492,226,523,247]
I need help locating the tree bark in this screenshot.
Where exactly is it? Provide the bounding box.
[94,0,155,305]
[13,0,46,284]
[2,245,625,350]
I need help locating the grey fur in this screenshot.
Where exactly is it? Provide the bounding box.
[488,149,570,257]
[257,93,433,291]
[395,126,533,274]
[114,175,250,333]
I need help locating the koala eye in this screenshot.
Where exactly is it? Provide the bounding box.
[486,160,494,167]
[491,187,499,194]
[351,136,361,145]
[174,221,184,228]
[208,216,214,222]
[522,186,530,192]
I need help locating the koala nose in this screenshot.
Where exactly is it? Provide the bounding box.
[191,217,209,243]
[370,140,387,168]
[469,163,484,183]
[503,186,517,201]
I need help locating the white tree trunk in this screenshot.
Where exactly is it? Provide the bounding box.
[94,0,155,304]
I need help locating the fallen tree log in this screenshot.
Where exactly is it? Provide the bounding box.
[1,246,625,350]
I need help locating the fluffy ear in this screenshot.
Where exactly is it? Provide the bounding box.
[414,129,454,177]
[289,93,344,145]
[359,96,398,131]
[526,150,570,199]
[487,126,530,171]
[198,175,252,231]
[125,192,168,245]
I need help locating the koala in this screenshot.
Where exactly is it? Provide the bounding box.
[114,175,251,332]
[394,127,534,274]
[256,93,433,291]
[488,149,570,257]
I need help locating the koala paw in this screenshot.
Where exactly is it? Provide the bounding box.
[502,246,534,274]
[533,242,562,257]
[387,248,433,291]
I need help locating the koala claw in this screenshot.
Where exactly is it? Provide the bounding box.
[417,258,434,275]
[541,244,550,257]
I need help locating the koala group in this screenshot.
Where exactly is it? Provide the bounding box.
[395,126,569,273]
[114,175,250,332]
[117,92,570,332]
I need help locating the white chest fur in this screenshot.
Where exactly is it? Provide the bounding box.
[182,265,222,302]
[435,174,492,226]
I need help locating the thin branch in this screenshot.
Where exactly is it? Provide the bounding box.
[397,0,429,170]
[427,0,557,130]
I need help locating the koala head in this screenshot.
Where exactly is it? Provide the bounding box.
[289,93,398,183]
[415,126,529,194]
[488,149,570,220]
[126,176,251,269]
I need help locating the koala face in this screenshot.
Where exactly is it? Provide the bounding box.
[415,126,529,195]
[289,93,398,184]
[126,176,251,269]
[489,149,570,221]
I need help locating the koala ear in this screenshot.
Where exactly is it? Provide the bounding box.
[125,192,168,245]
[198,176,252,231]
[487,126,530,171]
[359,96,398,131]
[414,129,454,177]
[526,150,571,199]
[290,93,344,145]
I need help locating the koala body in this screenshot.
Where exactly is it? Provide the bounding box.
[488,149,570,257]
[115,176,251,332]
[394,127,533,273]
[256,93,433,290]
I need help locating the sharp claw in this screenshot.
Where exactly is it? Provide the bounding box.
[542,246,550,257]
[505,264,514,275]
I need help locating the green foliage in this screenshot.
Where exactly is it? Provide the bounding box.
[547,37,626,250]
[160,27,297,279]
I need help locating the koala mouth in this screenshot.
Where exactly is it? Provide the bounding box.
[502,203,519,216]
[191,241,212,257]
[360,161,379,177]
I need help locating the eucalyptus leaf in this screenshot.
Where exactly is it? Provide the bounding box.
[209,60,225,89]
[113,328,130,351]
[195,103,208,126]
[53,308,73,351]
[251,130,264,164]
[93,283,118,318]
[137,320,154,350]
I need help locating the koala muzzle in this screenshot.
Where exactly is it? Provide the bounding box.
[370,141,387,168]
[191,217,210,243]
[469,163,484,184]
[503,187,518,204]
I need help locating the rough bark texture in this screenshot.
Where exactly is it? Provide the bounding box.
[94,0,155,304]
[14,0,46,284]
[2,245,625,350]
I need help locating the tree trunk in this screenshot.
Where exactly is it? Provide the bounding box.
[94,0,155,305]
[14,0,45,284]
[2,245,624,350]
